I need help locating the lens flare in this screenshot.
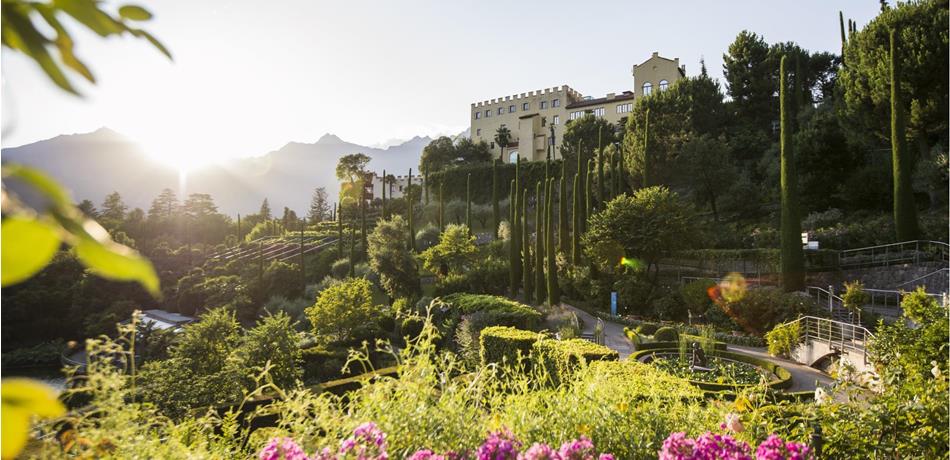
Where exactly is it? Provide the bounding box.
[718,272,748,303]
[620,256,644,271]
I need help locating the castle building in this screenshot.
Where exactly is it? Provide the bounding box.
[469,52,686,163]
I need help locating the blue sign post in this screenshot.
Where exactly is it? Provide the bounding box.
[610,291,618,317]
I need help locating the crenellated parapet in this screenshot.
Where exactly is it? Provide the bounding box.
[471,85,581,109]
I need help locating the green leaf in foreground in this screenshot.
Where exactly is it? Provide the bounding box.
[118,5,152,21]
[1,217,62,286]
[74,237,160,296]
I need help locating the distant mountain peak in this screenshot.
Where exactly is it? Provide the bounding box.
[316,133,344,144]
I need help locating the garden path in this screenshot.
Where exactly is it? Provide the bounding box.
[560,303,833,392]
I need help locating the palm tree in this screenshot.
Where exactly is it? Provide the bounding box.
[494,126,512,162]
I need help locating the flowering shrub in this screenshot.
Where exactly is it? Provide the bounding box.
[658,432,811,460]
[260,428,616,460]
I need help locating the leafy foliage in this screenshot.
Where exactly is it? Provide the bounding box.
[367,216,420,300]
[305,277,380,346]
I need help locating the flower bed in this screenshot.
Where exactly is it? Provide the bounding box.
[631,348,793,392]
[649,353,767,385]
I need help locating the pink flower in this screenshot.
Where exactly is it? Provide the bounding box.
[754,435,813,460]
[409,449,446,460]
[477,429,521,460]
[659,432,752,460]
[260,437,310,460]
[517,443,558,460]
[558,436,595,460]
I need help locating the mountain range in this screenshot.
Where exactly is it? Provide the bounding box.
[1,128,448,216]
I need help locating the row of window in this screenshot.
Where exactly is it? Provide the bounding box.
[641,79,669,96]
[474,98,561,119]
[476,115,562,139]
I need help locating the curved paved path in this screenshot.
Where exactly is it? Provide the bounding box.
[560,303,832,392]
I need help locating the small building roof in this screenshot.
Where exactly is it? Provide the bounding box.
[565,91,636,110]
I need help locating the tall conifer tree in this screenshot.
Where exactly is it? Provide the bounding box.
[889,29,919,241]
[522,188,532,303]
[407,168,415,251]
[779,55,805,291]
[546,178,559,305]
[491,159,500,239]
[559,162,569,254]
[535,181,545,303]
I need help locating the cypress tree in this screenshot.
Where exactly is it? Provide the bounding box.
[509,180,515,227]
[558,162,569,254]
[839,11,847,60]
[513,158,522,289]
[236,214,241,243]
[439,183,445,232]
[337,203,344,259]
[523,188,532,304]
[535,181,545,303]
[408,168,415,251]
[597,136,605,209]
[381,169,387,219]
[890,29,919,241]
[576,140,586,234]
[586,159,594,223]
[509,179,519,296]
[424,163,429,205]
[571,173,581,265]
[779,55,805,292]
[348,231,356,278]
[466,173,472,233]
[492,159,499,239]
[546,178,559,305]
[642,109,651,187]
[360,198,367,251]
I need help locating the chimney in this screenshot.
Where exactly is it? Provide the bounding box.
[652,51,658,58]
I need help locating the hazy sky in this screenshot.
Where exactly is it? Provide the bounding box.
[2,0,881,166]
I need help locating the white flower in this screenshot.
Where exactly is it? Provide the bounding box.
[932,362,942,379]
[814,387,830,405]
[724,413,744,433]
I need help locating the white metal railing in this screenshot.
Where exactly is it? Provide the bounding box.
[786,315,874,364]
[805,286,860,324]
[895,267,949,291]
[835,240,950,269]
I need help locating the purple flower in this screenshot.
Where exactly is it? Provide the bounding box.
[477,429,521,460]
[754,435,813,460]
[558,437,596,460]
[659,432,696,460]
[260,437,310,460]
[517,443,558,460]
[409,449,446,460]
[338,422,388,460]
[659,432,752,460]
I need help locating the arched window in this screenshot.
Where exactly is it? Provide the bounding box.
[509,151,519,164]
[659,79,669,91]
[642,82,653,96]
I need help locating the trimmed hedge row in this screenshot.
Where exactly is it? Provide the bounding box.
[479,326,543,367]
[534,338,619,386]
[630,348,793,392]
[602,311,766,348]
[623,328,727,352]
[480,326,618,385]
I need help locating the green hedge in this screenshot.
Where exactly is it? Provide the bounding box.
[440,293,542,329]
[533,338,619,386]
[480,326,543,366]
[624,328,727,352]
[654,327,679,342]
[629,348,793,392]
